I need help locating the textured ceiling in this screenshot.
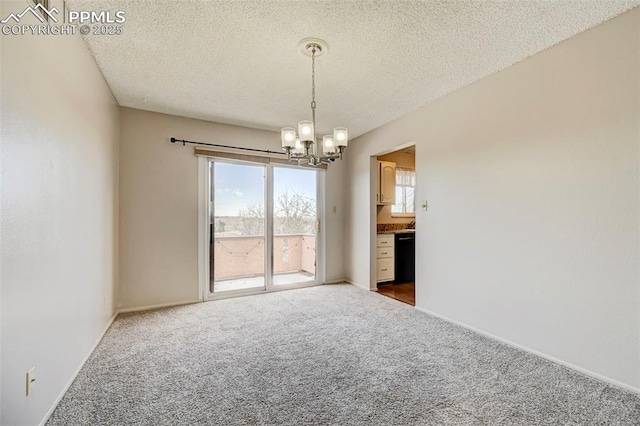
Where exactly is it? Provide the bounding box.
[69,0,639,138]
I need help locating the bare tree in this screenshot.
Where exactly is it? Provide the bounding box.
[235,190,315,235]
[215,219,226,233]
[275,190,315,234]
[238,204,264,236]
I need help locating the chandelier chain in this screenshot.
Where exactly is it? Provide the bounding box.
[311,46,316,142]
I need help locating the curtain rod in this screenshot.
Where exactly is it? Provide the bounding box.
[170,137,287,156]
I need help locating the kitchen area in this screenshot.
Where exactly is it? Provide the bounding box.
[375,146,416,305]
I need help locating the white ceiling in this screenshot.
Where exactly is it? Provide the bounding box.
[69,0,639,138]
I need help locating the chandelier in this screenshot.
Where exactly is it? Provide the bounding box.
[281,38,348,166]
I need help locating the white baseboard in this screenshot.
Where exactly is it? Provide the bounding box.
[324,279,349,284]
[118,300,200,313]
[39,311,119,426]
[343,279,370,290]
[414,306,640,395]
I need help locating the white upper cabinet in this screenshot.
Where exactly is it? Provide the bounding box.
[377,161,396,205]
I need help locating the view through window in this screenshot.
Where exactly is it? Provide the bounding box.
[391,168,415,214]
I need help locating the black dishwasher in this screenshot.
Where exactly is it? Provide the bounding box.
[394,233,415,283]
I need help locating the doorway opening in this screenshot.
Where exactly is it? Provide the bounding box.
[373,145,416,306]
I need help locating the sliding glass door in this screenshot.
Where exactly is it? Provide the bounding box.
[273,166,318,286]
[210,161,267,293]
[208,159,321,296]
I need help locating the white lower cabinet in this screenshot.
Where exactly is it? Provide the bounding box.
[376,235,395,283]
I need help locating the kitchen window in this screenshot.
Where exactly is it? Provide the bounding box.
[391,168,415,216]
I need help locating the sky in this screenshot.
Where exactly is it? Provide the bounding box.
[212,162,317,217]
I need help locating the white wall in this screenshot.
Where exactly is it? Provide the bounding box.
[346,9,640,390]
[119,108,345,310]
[0,1,120,424]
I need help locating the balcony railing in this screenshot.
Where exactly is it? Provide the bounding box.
[213,234,316,280]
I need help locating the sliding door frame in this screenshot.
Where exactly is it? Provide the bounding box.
[198,156,325,302]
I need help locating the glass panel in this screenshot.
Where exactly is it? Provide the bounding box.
[392,186,403,213]
[273,166,317,286]
[406,187,415,213]
[210,161,266,293]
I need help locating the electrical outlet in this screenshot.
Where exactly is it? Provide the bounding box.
[26,367,35,396]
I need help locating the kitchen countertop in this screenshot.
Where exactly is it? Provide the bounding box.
[378,229,415,234]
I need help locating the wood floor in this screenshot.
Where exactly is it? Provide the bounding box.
[377,282,415,306]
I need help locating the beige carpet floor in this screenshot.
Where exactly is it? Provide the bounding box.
[47,284,640,425]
